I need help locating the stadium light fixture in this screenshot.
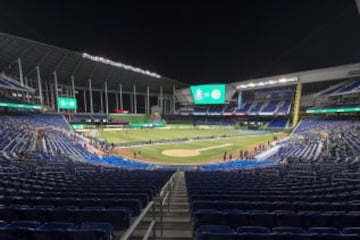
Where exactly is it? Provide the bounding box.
[82,53,161,78]
[236,76,298,90]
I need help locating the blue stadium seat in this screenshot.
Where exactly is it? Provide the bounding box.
[40,221,76,230]
[80,222,114,240]
[195,225,235,240]
[7,220,41,229]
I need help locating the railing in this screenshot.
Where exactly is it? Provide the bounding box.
[120,201,156,240]
[120,171,177,240]
[158,171,177,237]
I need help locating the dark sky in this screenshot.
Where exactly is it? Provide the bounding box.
[0,0,359,84]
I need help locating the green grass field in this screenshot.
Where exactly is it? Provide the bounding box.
[97,127,250,143]
[126,134,279,164]
[96,126,285,165]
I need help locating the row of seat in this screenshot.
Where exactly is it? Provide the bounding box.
[0,205,131,230]
[0,220,112,240]
[195,225,360,240]
[191,200,360,212]
[193,209,360,229]
[0,196,141,215]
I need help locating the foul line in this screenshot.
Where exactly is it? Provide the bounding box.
[197,143,233,152]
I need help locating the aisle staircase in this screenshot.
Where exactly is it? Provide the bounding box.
[122,171,193,240]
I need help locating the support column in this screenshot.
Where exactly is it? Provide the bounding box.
[53,71,59,112]
[17,58,24,86]
[50,83,55,110]
[83,90,88,113]
[115,92,119,110]
[147,85,150,114]
[164,96,167,115]
[71,75,76,113]
[130,93,133,113]
[24,77,29,102]
[88,79,94,114]
[45,81,50,107]
[100,91,104,113]
[159,86,163,114]
[119,83,123,110]
[237,91,242,109]
[173,85,176,114]
[36,66,43,106]
[105,81,109,115]
[133,85,137,114]
[292,82,302,128]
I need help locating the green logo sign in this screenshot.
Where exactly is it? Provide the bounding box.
[190,84,226,104]
[57,97,77,110]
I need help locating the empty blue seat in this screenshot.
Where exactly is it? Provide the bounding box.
[338,212,360,228]
[308,227,341,238]
[81,222,114,240]
[222,209,248,228]
[237,226,272,240]
[195,225,235,240]
[95,207,132,230]
[194,210,223,229]
[237,226,270,234]
[33,229,109,240]
[0,220,7,228]
[8,220,41,229]
[40,221,75,230]
[47,206,78,222]
[272,227,306,234]
[248,211,277,228]
[197,225,233,233]
[342,227,360,235]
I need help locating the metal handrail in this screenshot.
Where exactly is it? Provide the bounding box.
[120,201,155,240]
[159,171,177,236]
[160,172,176,197]
[142,220,156,240]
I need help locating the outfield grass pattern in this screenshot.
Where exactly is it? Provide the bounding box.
[97,126,285,165]
[98,127,251,143]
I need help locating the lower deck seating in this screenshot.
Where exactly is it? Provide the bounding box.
[0,164,174,239]
[187,164,360,240]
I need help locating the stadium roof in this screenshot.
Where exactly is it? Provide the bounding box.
[229,62,360,91]
[0,32,188,94]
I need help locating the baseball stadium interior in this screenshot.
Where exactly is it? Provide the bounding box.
[1,1,360,239]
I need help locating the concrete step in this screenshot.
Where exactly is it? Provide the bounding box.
[137,221,193,230]
[118,171,193,240]
[131,229,193,239]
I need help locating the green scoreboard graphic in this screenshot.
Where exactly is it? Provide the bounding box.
[57,97,77,110]
[190,84,226,104]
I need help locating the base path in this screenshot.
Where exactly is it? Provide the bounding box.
[162,143,232,157]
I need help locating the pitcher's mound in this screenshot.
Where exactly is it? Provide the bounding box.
[162,149,200,157]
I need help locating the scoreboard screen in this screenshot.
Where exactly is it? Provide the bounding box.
[190,84,226,104]
[57,97,77,110]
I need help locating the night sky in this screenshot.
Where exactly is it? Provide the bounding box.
[0,0,359,84]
